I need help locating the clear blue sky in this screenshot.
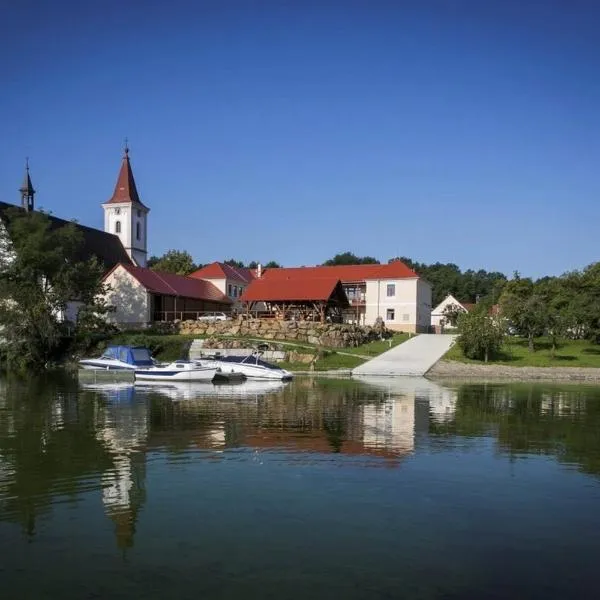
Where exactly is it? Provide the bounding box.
[1,0,598,278]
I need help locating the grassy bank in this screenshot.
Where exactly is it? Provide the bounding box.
[445,337,600,368]
[99,331,410,371]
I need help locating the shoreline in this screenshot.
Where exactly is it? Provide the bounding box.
[427,360,600,382]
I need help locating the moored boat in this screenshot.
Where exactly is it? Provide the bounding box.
[79,345,155,371]
[134,360,219,382]
[199,351,293,381]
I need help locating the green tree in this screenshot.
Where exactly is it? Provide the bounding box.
[264,260,281,268]
[0,208,110,370]
[456,304,505,362]
[223,259,245,268]
[323,252,380,266]
[499,275,547,352]
[149,250,197,275]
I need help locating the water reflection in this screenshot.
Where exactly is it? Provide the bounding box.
[2,374,600,554]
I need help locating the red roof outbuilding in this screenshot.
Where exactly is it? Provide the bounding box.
[189,262,255,284]
[106,263,231,303]
[241,277,349,305]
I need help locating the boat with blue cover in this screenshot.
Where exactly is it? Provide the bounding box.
[79,345,155,371]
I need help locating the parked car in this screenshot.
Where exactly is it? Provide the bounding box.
[197,312,230,322]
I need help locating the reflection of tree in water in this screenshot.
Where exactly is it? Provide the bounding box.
[0,375,113,537]
[430,383,600,477]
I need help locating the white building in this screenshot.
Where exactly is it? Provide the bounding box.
[242,262,432,333]
[430,294,474,331]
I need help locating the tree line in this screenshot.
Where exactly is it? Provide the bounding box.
[454,262,600,361]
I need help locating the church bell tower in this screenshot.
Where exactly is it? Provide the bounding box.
[101,143,149,267]
[19,158,35,212]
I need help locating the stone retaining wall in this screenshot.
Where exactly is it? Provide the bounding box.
[177,318,390,348]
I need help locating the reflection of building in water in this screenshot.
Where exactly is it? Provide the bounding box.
[94,391,149,549]
[427,387,458,423]
[541,392,586,416]
[362,398,415,454]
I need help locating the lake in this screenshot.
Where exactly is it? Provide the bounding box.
[1,374,600,599]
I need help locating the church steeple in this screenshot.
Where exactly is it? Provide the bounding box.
[106,141,147,207]
[19,158,35,212]
[102,142,150,267]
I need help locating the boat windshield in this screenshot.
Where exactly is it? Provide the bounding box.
[242,354,281,370]
[131,348,153,364]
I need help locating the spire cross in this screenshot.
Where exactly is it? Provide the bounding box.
[124,137,129,156]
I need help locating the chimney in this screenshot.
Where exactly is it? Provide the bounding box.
[257,263,262,278]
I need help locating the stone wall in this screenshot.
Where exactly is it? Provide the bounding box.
[177,318,390,348]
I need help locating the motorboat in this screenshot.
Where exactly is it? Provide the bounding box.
[79,345,155,371]
[199,351,293,381]
[134,360,219,382]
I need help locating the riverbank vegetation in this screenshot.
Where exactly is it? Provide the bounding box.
[450,262,600,366]
[0,209,113,371]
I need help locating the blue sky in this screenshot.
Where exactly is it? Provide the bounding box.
[1,1,598,278]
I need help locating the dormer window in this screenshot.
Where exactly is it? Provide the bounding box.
[115,221,121,234]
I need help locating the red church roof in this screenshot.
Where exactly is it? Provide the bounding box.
[105,146,147,208]
[106,264,231,303]
[189,262,255,284]
[259,261,418,282]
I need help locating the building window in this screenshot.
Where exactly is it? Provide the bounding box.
[115,221,121,234]
[136,222,141,240]
[228,284,232,296]
[114,208,121,215]
[137,209,142,217]
[386,309,395,321]
[233,286,238,298]
[403,314,410,322]
[386,284,395,297]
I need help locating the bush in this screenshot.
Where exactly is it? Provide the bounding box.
[457,305,505,362]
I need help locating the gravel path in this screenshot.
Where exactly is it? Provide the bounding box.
[428,360,600,382]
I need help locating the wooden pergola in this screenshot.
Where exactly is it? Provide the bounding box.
[240,278,350,323]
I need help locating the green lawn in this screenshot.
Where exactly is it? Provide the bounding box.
[340,333,411,357]
[445,337,600,368]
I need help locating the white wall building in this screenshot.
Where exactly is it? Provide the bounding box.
[430,294,474,330]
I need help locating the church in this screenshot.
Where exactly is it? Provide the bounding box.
[0,146,232,324]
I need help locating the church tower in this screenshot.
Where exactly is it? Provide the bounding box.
[102,143,149,267]
[19,158,35,212]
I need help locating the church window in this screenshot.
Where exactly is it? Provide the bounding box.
[136,222,141,240]
[115,221,121,234]
[114,208,121,215]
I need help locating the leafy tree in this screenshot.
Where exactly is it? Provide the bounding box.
[442,303,465,327]
[223,259,245,268]
[149,250,197,275]
[0,208,110,370]
[264,261,281,268]
[499,275,547,352]
[456,303,505,362]
[323,252,380,266]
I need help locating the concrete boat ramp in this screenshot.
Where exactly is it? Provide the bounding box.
[352,334,457,377]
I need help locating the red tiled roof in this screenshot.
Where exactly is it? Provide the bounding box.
[105,148,148,208]
[106,263,231,303]
[189,262,255,284]
[241,277,345,302]
[259,261,418,282]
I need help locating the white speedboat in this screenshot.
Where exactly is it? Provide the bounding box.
[134,379,290,400]
[200,351,293,381]
[134,360,219,382]
[79,345,155,371]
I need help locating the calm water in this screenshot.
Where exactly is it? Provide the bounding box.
[1,375,600,599]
